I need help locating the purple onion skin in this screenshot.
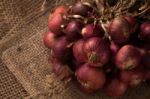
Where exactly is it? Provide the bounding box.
[81,24,104,38]
[120,69,144,87]
[72,2,92,16]
[65,21,83,41]
[105,79,127,98]
[76,64,106,92]
[83,37,111,67]
[115,45,142,70]
[140,22,150,42]
[52,36,71,63]
[108,17,131,44]
[43,32,57,49]
[73,39,87,64]
[48,13,67,36]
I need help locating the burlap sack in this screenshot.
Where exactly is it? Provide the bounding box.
[1,0,150,99]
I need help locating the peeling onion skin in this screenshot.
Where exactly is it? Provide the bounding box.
[83,37,111,67]
[76,64,106,92]
[81,24,104,38]
[73,39,87,64]
[108,17,131,44]
[105,79,127,98]
[115,45,142,70]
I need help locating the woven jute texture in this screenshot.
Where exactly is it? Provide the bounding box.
[0,0,150,99]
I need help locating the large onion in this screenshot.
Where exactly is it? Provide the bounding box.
[76,64,106,92]
[83,37,111,67]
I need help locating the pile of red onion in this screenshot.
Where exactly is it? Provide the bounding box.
[43,0,150,98]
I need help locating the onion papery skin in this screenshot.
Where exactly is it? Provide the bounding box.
[83,37,111,67]
[52,36,72,64]
[108,17,131,44]
[115,45,142,70]
[73,39,87,64]
[76,64,106,92]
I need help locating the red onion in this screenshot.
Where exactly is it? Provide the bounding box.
[119,69,144,87]
[115,45,142,70]
[64,21,83,41]
[48,13,67,36]
[43,32,58,48]
[83,37,111,67]
[108,17,131,44]
[76,64,106,92]
[140,22,150,42]
[72,2,92,16]
[81,24,104,38]
[73,39,87,64]
[105,79,127,98]
[52,36,71,63]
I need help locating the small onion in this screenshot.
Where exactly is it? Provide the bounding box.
[115,45,142,70]
[48,13,67,36]
[43,31,58,48]
[81,24,104,38]
[64,21,83,41]
[108,17,131,44]
[52,36,71,63]
[83,37,111,67]
[76,64,106,92]
[72,1,92,16]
